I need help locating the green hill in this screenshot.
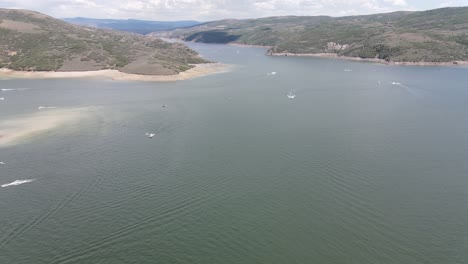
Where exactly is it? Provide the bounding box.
[158,7,468,63]
[63,18,202,35]
[0,9,207,74]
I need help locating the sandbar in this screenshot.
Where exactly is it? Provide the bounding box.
[0,107,89,147]
[0,63,230,82]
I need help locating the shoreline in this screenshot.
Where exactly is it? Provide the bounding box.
[0,63,230,82]
[268,52,468,67]
[156,39,467,67]
[159,37,272,49]
[228,43,273,49]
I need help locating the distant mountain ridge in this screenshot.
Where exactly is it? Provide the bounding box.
[0,9,206,74]
[156,7,468,63]
[63,17,202,35]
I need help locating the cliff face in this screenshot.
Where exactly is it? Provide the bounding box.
[158,7,468,63]
[0,9,207,75]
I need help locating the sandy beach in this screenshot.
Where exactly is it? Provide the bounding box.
[268,52,468,67]
[0,63,230,82]
[0,107,89,147]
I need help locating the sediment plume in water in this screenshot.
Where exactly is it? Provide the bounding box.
[0,107,90,147]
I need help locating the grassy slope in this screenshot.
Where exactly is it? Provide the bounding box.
[0,9,207,74]
[160,7,468,63]
[63,18,201,35]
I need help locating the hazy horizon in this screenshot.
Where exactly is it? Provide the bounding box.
[0,0,467,21]
[58,5,467,22]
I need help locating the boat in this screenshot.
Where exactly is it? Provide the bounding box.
[287,92,296,99]
[145,133,156,138]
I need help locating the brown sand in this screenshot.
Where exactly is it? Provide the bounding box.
[0,63,230,82]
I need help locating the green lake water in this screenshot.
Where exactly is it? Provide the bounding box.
[1,43,467,264]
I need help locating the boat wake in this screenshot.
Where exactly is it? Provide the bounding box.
[389,81,423,97]
[1,179,36,188]
[38,106,58,110]
[1,88,28,92]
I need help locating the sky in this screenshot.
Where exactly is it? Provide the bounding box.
[0,0,467,21]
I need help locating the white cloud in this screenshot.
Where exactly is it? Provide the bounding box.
[384,0,407,6]
[439,0,468,7]
[0,0,465,20]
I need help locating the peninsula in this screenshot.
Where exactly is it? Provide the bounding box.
[0,9,225,80]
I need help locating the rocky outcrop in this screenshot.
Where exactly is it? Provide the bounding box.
[326,42,350,52]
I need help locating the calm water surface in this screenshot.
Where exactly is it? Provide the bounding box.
[1,43,467,264]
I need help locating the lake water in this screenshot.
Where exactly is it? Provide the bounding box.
[1,43,468,264]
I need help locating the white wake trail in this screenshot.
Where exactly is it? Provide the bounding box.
[1,179,36,188]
